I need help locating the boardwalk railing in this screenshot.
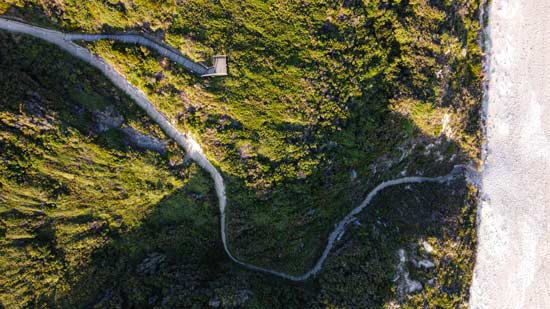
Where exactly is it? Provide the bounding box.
[0,17,227,77]
[65,33,227,77]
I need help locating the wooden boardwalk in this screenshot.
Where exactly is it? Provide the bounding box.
[0,17,227,77]
[65,33,227,77]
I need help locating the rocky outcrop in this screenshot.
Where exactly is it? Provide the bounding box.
[136,252,166,276]
[121,126,167,154]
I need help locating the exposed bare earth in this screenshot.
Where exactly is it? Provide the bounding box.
[470,0,550,307]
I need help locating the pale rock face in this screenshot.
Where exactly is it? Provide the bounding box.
[421,240,434,254]
[441,113,453,139]
[395,249,423,298]
[417,259,435,269]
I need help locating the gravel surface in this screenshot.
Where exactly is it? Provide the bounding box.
[470,0,550,307]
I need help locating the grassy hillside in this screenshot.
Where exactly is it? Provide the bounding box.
[0,31,192,307]
[1,0,482,307]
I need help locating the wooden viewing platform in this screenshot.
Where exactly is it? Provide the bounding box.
[202,55,228,77]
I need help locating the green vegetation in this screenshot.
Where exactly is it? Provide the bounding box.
[67,0,482,276]
[0,31,189,307]
[320,179,477,308]
[1,0,483,307]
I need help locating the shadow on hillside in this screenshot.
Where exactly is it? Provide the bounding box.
[312,176,476,307]
[50,169,227,308]
[0,7,479,307]
[48,156,475,308]
[45,114,477,309]
[223,108,474,274]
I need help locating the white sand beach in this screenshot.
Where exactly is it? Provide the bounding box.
[470,0,550,307]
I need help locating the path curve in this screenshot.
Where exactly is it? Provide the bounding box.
[0,17,471,282]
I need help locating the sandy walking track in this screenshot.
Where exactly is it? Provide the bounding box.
[0,17,470,282]
[469,0,550,307]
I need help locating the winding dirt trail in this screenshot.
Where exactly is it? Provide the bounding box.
[0,17,470,282]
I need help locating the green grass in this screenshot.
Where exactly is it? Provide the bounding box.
[1,0,483,307]
[55,0,483,277]
[0,31,190,308]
